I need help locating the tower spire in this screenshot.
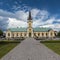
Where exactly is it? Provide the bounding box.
[28,11,32,20]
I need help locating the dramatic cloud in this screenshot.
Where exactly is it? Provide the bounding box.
[15,10,28,21]
[8,18,27,28]
[0,16,9,30]
[0,8,60,31]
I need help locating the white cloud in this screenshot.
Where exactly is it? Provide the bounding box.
[15,10,28,21]
[45,17,55,24]
[39,23,60,31]
[31,9,40,18]
[33,17,55,27]
[0,16,3,19]
[31,9,49,20]
[56,19,60,22]
[0,8,60,31]
[12,1,31,12]
[8,18,27,28]
[0,9,15,18]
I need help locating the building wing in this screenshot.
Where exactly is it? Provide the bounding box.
[33,28,52,32]
[8,28,27,32]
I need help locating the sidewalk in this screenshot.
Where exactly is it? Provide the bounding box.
[1,38,60,60]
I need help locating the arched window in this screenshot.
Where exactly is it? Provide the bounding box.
[29,23,31,26]
[55,33,56,36]
[24,33,26,36]
[17,33,18,36]
[12,34,14,37]
[34,33,36,36]
[38,33,40,36]
[51,33,53,36]
[46,33,48,36]
[42,33,44,36]
[8,33,10,36]
[29,29,31,31]
[21,33,22,36]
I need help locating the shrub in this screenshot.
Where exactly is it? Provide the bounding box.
[0,40,20,44]
[40,40,60,43]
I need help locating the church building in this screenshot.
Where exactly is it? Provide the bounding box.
[6,11,57,38]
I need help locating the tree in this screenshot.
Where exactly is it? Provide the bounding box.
[0,30,3,36]
[57,31,60,37]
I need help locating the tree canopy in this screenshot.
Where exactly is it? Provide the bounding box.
[57,31,60,37]
[0,30,3,36]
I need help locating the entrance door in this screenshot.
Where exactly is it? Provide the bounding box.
[29,33,31,37]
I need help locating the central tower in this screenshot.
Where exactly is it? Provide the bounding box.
[27,11,33,37]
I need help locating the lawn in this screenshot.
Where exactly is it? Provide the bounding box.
[0,40,20,59]
[40,40,60,55]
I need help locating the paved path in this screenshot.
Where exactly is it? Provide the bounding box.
[1,38,60,60]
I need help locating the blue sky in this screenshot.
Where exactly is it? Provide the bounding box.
[0,0,60,31]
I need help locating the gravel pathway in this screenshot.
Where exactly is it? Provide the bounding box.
[1,38,60,60]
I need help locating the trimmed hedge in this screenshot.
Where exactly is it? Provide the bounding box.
[0,40,20,44]
[40,40,60,43]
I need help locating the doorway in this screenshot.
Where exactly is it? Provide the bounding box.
[29,33,31,37]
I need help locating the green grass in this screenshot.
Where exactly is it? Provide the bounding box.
[40,40,60,55]
[0,40,20,59]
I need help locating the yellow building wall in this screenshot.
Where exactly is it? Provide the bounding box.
[6,30,12,38]
[27,20,33,37]
[6,30,56,38]
[33,31,55,38]
[27,28,33,37]
[48,30,55,37]
[6,30,27,38]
